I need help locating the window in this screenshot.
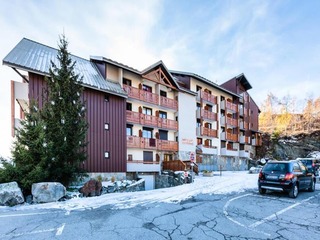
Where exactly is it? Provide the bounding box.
[126,102,132,111]
[142,127,153,138]
[197,119,201,127]
[159,130,168,140]
[159,111,167,119]
[207,123,212,129]
[142,85,152,92]
[206,104,212,112]
[143,151,153,163]
[126,125,133,136]
[164,154,173,162]
[143,107,152,115]
[197,138,202,145]
[104,94,109,102]
[128,154,133,161]
[160,90,167,97]
[105,123,109,130]
[123,78,132,86]
[196,85,202,92]
[104,151,109,159]
[197,103,201,110]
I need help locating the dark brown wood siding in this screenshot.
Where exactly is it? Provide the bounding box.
[249,97,259,132]
[28,72,127,173]
[84,89,126,172]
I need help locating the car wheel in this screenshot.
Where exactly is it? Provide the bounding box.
[289,184,298,198]
[259,187,266,194]
[308,180,315,192]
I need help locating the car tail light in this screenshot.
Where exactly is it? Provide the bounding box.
[312,163,315,167]
[258,171,263,179]
[284,173,294,180]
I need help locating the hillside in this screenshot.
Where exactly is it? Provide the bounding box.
[256,130,320,160]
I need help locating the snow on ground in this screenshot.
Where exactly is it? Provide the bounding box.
[0,171,259,212]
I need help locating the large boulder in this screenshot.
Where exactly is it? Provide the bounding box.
[0,182,24,206]
[79,179,102,197]
[32,182,66,203]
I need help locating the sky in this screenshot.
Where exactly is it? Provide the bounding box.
[1,0,320,158]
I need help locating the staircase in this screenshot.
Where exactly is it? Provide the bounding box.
[163,160,198,175]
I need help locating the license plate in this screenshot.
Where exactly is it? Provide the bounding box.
[266,175,278,180]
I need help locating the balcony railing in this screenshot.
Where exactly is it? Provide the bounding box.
[252,138,262,146]
[127,136,178,151]
[201,109,217,121]
[123,84,177,110]
[220,132,238,142]
[239,136,250,144]
[221,100,237,112]
[126,110,178,130]
[200,90,217,105]
[158,117,178,130]
[160,96,178,110]
[197,127,218,138]
[221,116,238,127]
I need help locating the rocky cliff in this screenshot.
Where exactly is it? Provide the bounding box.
[256,130,320,160]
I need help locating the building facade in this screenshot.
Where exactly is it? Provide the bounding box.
[3,38,262,189]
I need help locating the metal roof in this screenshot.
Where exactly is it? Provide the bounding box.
[3,38,127,97]
[169,70,240,98]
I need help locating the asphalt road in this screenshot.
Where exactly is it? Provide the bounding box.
[1,188,319,239]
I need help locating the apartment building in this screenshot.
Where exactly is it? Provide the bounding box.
[171,71,262,172]
[90,57,182,189]
[3,38,262,189]
[3,38,128,179]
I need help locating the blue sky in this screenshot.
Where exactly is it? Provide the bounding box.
[1,0,320,157]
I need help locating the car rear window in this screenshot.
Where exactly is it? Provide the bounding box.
[263,163,288,172]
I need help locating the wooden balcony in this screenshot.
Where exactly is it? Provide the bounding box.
[220,132,238,142]
[221,100,237,112]
[127,136,178,151]
[123,84,158,105]
[201,109,217,121]
[200,91,217,105]
[239,135,250,144]
[126,110,178,130]
[160,96,178,110]
[197,127,218,138]
[221,116,238,127]
[123,84,177,110]
[158,117,178,130]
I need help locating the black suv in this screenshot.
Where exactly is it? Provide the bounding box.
[258,160,316,198]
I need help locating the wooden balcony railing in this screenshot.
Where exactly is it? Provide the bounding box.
[226,101,238,112]
[160,96,178,110]
[201,91,217,105]
[123,84,177,110]
[201,109,217,121]
[227,143,238,151]
[158,117,178,130]
[163,160,186,171]
[226,132,238,142]
[201,127,218,138]
[226,117,238,127]
[126,110,178,130]
[127,136,178,151]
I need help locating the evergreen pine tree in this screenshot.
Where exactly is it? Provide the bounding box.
[1,101,49,194]
[41,34,88,186]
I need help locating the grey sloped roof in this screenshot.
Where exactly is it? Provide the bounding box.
[3,38,127,97]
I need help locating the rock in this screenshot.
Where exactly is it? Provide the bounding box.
[32,182,66,203]
[79,179,102,197]
[0,182,24,206]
